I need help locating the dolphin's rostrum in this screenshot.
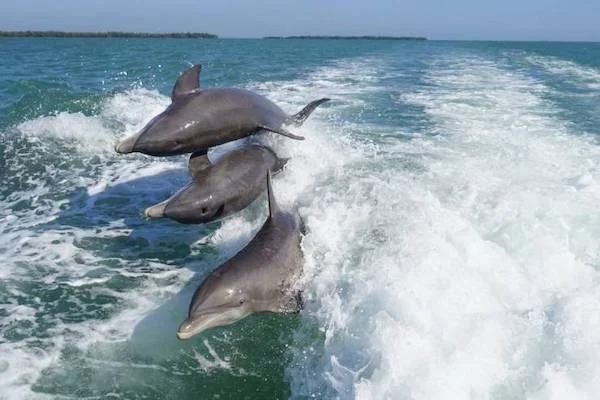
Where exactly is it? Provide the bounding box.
[115,64,329,156]
[176,172,303,340]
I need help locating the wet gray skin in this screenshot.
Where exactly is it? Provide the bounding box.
[176,173,303,340]
[144,145,287,224]
[115,64,330,156]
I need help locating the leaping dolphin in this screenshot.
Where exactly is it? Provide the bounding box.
[176,172,303,340]
[144,145,288,224]
[115,64,329,156]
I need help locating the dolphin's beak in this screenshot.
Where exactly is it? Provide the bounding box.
[176,329,194,341]
[176,307,249,340]
[144,200,168,219]
[176,317,208,341]
[115,131,143,154]
[176,315,220,340]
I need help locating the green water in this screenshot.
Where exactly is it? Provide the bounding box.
[1,38,600,399]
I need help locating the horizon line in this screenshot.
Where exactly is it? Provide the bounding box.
[0,30,598,43]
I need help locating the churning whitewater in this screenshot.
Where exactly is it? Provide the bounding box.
[0,39,599,399]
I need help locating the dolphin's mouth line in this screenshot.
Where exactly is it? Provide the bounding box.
[115,130,143,154]
[176,311,222,340]
[176,331,193,340]
[177,304,250,340]
[185,303,236,320]
[213,204,225,219]
[144,200,168,219]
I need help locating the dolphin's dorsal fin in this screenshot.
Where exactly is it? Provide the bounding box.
[188,150,211,177]
[172,64,201,101]
[267,171,280,217]
[259,125,305,141]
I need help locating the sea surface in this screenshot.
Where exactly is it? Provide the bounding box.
[0,38,599,399]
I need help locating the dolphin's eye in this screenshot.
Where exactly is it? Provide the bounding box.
[201,207,208,214]
[239,299,245,305]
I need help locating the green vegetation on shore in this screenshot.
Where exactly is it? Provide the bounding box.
[264,35,427,40]
[0,31,218,38]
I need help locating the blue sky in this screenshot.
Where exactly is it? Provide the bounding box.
[1,0,599,41]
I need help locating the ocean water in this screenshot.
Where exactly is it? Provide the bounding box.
[0,38,599,399]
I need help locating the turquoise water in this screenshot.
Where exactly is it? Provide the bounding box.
[1,38,600,399]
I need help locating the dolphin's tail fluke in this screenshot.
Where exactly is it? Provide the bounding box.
[287,98,330,126]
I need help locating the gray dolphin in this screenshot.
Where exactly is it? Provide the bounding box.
[115,64,329,156]
[176,172,303,340]
[144,145,287,224]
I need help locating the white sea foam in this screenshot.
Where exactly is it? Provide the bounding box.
[0,338,62,400]
[12,88,169,155]
[191,340,233,373]
[0,86,194,399]
[267,55,600,399]
[526,54,600,90]
[16,111,115,150]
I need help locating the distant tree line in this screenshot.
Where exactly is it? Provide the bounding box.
[264,35,427,40]
[0,31,218,38]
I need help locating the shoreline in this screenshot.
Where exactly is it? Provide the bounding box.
[0,31,218,38]
[264,35,427,40]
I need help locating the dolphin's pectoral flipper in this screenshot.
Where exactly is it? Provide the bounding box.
[280,290,303,313]
[260,125,305,141]
[273,157,290,174]
[188,150,211,177]
[172,64,201,101]
[286,98,331,126]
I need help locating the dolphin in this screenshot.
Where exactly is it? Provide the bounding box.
[115,64,330,156]
[144,144,288,224]
[176,172,303,340]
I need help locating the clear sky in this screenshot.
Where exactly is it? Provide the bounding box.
[1,0,599,41]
